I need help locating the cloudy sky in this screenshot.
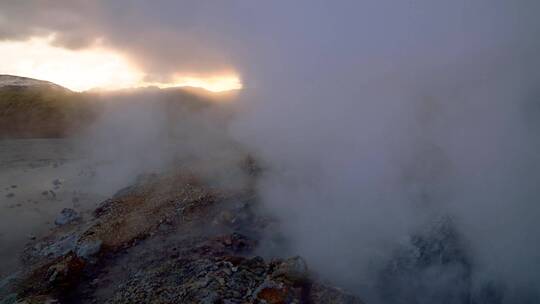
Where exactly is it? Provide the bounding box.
[1,1,538,91]
[0,1,247,90]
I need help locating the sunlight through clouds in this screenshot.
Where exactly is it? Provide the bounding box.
[0,36,242,92]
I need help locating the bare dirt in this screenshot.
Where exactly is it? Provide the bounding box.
[0,139,107,278]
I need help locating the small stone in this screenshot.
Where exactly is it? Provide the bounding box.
[5,193,14,198]
[76,239,102,259]
[54,208,81,226]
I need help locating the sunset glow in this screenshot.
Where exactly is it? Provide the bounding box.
[0,36,242,92]
[145,74,243,92]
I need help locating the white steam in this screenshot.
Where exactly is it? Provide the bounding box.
[228,4,540,302]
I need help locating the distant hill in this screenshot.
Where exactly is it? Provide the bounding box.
[0,75,97,138]
[0,75,69,91]
[0,75,229,139]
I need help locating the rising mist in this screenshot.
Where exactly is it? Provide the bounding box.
[2,1,539,303]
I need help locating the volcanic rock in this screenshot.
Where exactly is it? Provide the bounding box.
[2,171,364,304]
[54,209,81,226]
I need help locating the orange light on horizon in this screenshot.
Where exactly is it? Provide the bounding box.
[143,74,243,92]
[0,35,242,93]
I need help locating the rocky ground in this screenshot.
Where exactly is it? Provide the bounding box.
[0,139,107,278]
[0,77,362,303]
[0,160,364,303]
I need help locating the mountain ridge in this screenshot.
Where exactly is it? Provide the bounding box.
[0,75,70,91]
[0,74,229,139]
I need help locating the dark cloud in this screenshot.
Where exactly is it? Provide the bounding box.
[2,1,537,80]
[0,0,238,77]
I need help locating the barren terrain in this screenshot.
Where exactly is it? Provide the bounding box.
[0,139,107,277]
